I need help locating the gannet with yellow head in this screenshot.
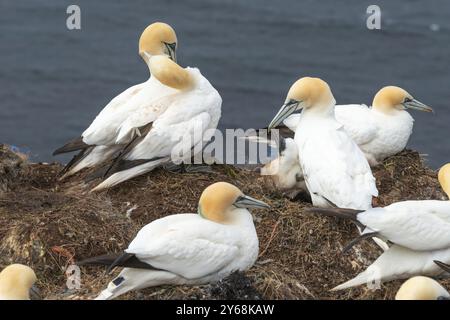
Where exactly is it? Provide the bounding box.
[308,163,450,252]
[268,77,378,210]
[279,86,433,166]
[0,264,40,300]
[90,55,222,191]
[53,22,179,177]
[78,182,269,300]
[396,276,449,300]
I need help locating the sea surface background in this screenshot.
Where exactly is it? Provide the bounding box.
[1,0,449,168]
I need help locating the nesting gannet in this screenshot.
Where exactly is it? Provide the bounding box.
[267,77,378,210]
[259,137,306,194]
[77,182,269,300]
[0,264,39,300]
[278,86,433,166]
[53,22,179,177]
[395,276,449,300]
[89,55,222,191]
[332,245,450,291]
[307,163,450,252]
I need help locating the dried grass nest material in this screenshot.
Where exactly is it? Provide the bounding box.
[0,145,448,300]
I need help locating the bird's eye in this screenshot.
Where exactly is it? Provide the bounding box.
[404,97,413,103]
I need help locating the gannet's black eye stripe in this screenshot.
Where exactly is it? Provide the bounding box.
[404,97,413,103]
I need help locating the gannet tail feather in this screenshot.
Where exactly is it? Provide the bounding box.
[53,136,90,155]
[77,253,157,271]
[434,261,450,273]
[59,147,93,177]
[306,207,363,221]
[331,271,371,291]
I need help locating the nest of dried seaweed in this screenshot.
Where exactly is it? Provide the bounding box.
[0,144,447,300]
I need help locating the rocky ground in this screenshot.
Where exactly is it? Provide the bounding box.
[0,144,448,300]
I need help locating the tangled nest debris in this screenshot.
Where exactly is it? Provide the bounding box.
[0,144,448,300]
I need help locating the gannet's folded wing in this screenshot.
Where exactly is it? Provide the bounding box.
[335,104,378,147]
[126,217,240,279]
[301,125,378,210]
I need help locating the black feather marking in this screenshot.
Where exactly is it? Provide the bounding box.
[434,260,450,273]
[59,146,94,176]
[342,232,379,254]
[53,136,90,155]
[77,254,119,267]
[112,276,125,286]
[106,252,159,274]
[102,122,154,178]
[77,252,159,272]
[306,207,366,229]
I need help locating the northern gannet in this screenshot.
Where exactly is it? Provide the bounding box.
[278,86,433,166]
[307,163,450,252]
[78,182,270,300]
[53,22,179,177]
[395,276,449,300]
[90,55,222,191]
[0,264,40,300]
[332,245,450,291]
[267,77,378,210]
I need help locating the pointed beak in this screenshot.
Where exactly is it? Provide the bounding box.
[234,195,270,210]
[434,260,450,273]
[165,43,177,63]
[403,98,434,113]
[268,101,300,130]
[29,284,41,300]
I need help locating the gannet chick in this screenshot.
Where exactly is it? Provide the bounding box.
[0,264,39,300]
[90,55,222,191]
[332,245,450,291]
[260,137,306,194]
[308,163,450,252]
[77,182,270,300]
[53,22,178,177]
[396,276,449,300]
[268,77,378,210]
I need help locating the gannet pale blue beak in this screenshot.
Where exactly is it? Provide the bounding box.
[402,98,434,113]
[268,100,300,130]
[234,195,270,209]
[164,42,177,63]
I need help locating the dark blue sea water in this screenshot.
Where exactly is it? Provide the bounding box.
[0,0,449,168]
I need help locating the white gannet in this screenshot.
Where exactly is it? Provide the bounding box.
[395,276,449,300]
[77,182,270,300]
[307,163,450,252]
[259,137,306,195]
[332,245,450,291]
[278,86,433,166]
[90,55,222,191]
[53,22,179,177]
[0,264,40,300]
[267,77,378,210]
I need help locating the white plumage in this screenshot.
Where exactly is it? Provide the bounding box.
[296,114,378,210]
[267,77,378,210]
[333,245,450,291]
[356,200,450,251]
[92,66,222,191]
[83,182,269,300]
